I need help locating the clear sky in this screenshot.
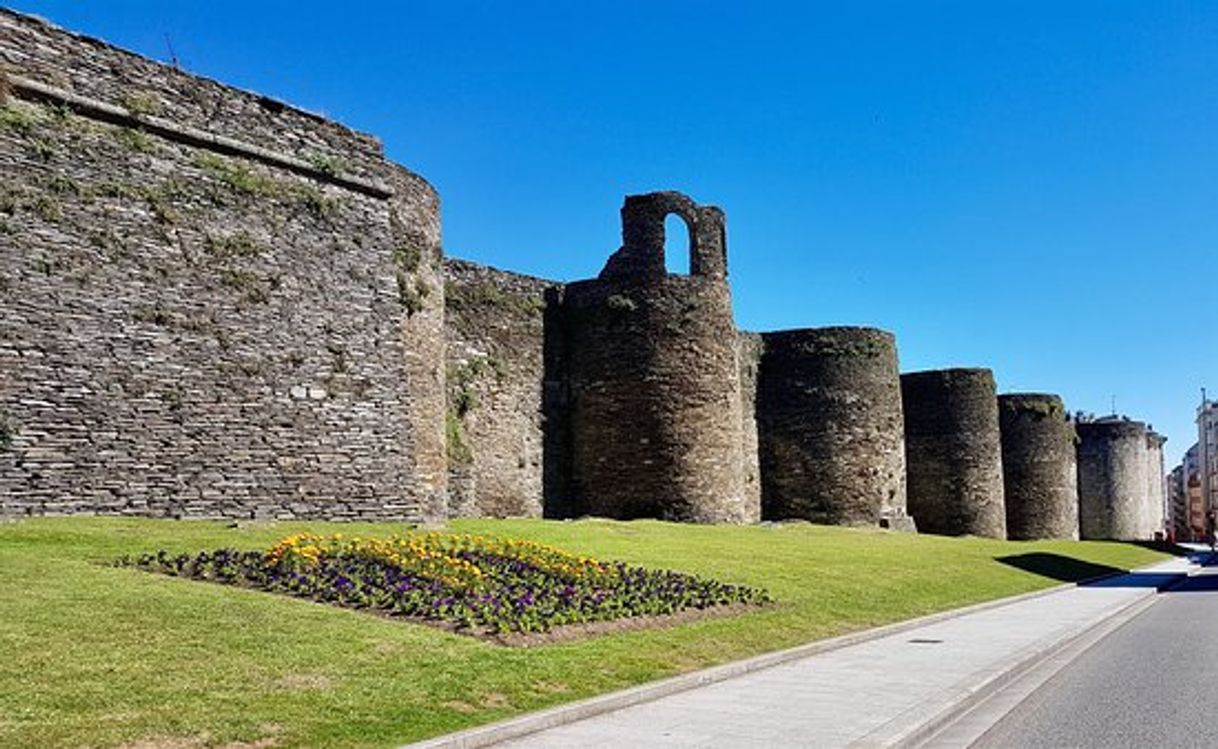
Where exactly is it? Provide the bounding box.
[10,1,1217,465]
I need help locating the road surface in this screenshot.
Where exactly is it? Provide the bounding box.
[974,564,1218,748]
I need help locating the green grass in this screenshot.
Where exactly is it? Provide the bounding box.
[0,517,1170,748]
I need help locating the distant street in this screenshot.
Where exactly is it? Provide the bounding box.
[975,562,1218,748]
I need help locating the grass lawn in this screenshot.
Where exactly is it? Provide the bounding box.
[0,517,1171,748]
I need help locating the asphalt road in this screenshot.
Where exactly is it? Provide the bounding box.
[974,566,1218,748]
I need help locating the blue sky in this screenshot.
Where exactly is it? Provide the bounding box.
[10,1,1217,465]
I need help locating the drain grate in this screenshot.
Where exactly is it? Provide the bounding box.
[908,638,944,644]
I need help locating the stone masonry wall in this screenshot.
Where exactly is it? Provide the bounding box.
[563,192,748,523]
[998,394,1078,540]
[757,327,907,526]
[901,368,1005,538]
[1077,420,1150,541]
[443,258,563,518]
[737,332,763,522]
[0,11,446,521]
[1146,431,1166,537]
[8,11,1156,532]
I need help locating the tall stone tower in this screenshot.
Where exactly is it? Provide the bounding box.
[997,393,1079,540]
[901,368,1006,538]
[1077,419,1152,540]
[757,327,908,527]
[562,192,748,522]
[1146,430,1167,538]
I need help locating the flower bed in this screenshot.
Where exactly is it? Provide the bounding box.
[119,532,771,637]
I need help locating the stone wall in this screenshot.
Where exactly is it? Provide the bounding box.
[563,192,748,522]
[443,259,563,518]
[737,332,764,522]
[0,10,446,521]
[901,368,1005,538]
[1076,420,1151,540]
[997,394,1078,540]
[1146,431,1166,537]
[757,327,907,526]
[5,10,1162,534]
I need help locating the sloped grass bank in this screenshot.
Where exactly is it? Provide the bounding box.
[0,517,1169,748]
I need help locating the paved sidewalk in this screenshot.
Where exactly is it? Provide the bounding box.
[478,556,1197,748]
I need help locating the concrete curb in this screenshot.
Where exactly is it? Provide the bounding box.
[402,569,1154,749]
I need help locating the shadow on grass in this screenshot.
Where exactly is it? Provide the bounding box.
[1125,540,1192,556]
[1125,541,1218,568]
[995,553,1124,583]
[996,551,1190,591]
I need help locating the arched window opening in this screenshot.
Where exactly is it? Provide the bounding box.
[663,213,693,275]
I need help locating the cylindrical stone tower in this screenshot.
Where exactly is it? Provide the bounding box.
[563,192,748,523]
[900,368,1006,538]
[998,393,1079,540]
[757,327,908,527]
[1146,430,1167,538]
[1077,420,1151,540]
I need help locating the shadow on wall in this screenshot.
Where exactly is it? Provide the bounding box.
[541,285,572,519]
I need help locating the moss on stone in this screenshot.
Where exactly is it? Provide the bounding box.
[219,268,275,304]
[392,240,434,315]
[785,337,889,358]
[446,410,473,465]
[1000,397,1065,420]
[30,194,62,222]
[112,126,156,154]
[605,294,638,313]
[93,181,143,201]
[449,356,507,406]
[29,137,54,161]
[0,101,37,134]
[395,243,422,274]
[304,151,345,177]
[445,357,488,467]
[121,92,162,116]
[0,413,17,451]
[296,185,342,219]
[44,175,82,197]
[193,152,283,198]
[446,280,544,317]
[0,186,63,222]
[131,305,174,327]
[205,231,263,260]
